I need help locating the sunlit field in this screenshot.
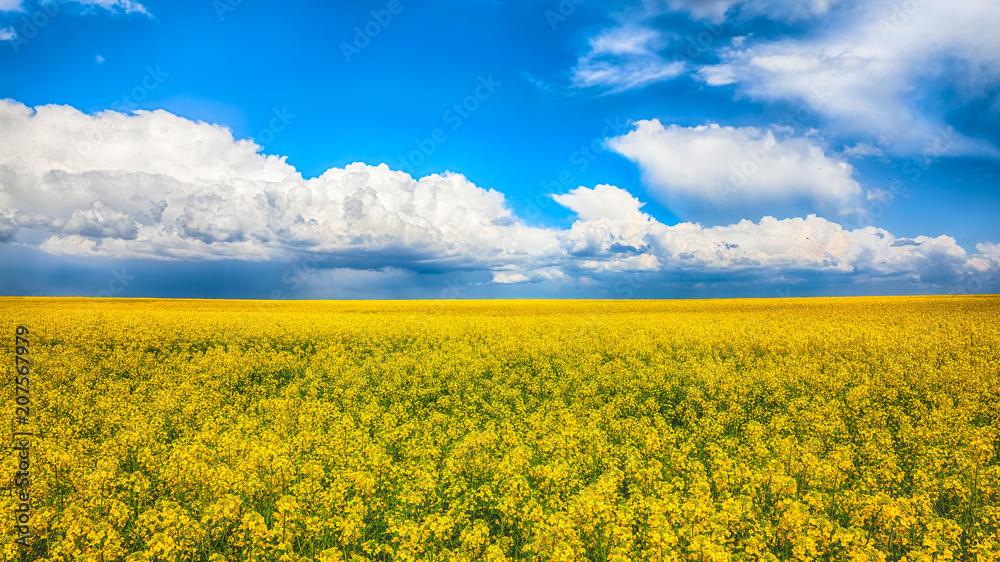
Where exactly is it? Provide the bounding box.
[2,296,998,561]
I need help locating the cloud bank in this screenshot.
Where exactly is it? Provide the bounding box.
[1,100,997,292]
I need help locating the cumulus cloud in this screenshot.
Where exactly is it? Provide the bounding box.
[552,183,650,223]
[970,243,1000,273]
[647,217,969,276]
[0,0,21,12]
[0,210,16,242]
[491,272,530,284]
[606,119,862,219]
[548,185,981,280]
[553,185,655,260]
[0,100,562,269]
[549,184,995,287]
[1,100,997,292]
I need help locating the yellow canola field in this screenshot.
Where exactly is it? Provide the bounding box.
[1,296,999,562]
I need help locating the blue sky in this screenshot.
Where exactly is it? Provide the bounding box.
[0,0,998,299]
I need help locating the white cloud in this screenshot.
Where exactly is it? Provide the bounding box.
[865,188,892,203]
[969,243,1000,273]
[0,209,16,242]
[563,0,846,93]
[697,64,737,86]
[74,0,150,15]
[646,216,968,274]
[550,185,996,284]
[489,267,569,284]
[1,100,996,290]
[698,0,1000,156]
[564,1,999,157]
[551,183,650,223]
[0,2,149,52]
[662,0,842,23]
[569,24,685,92]
[1,0,153,15]
[552,185,654,260]
[662,0,736,22]
[491,272,530,284]
[95,54,105,64]
[580,253,661,272]
[842,142,885,159]
[606,119,862,217]
[0,100,562,268]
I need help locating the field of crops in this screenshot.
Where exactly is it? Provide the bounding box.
[2,296,999,561]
